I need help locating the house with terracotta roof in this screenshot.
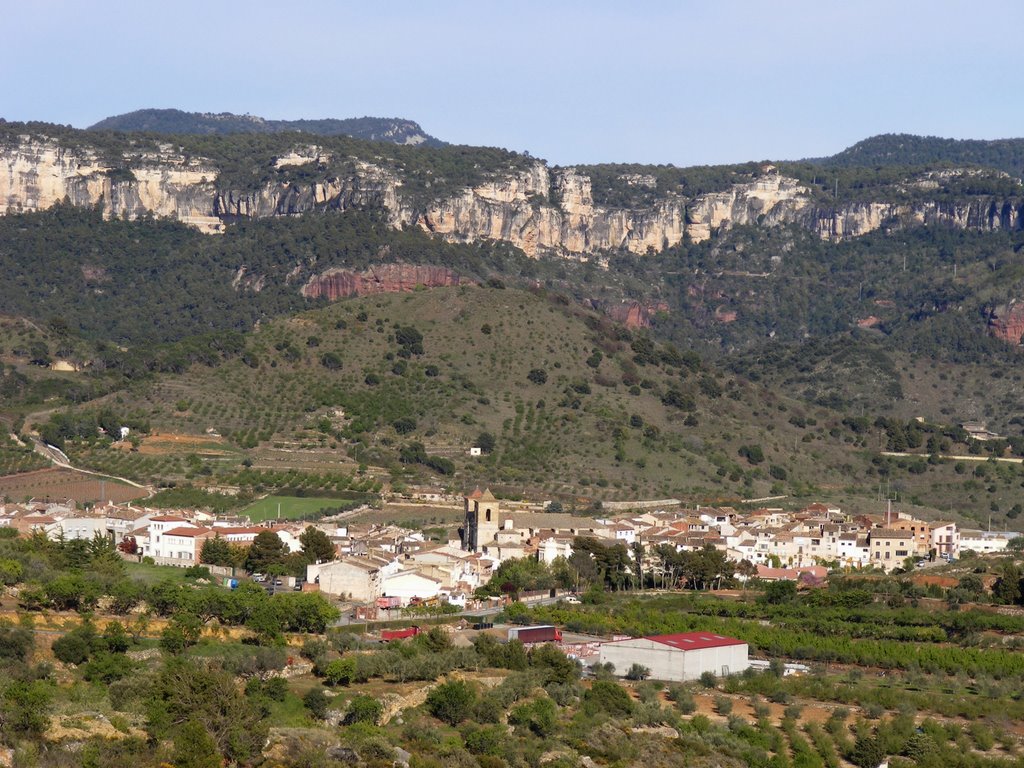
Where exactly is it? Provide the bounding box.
[868,529,915,571]
[154,526,214,562]
[598,631,749,682]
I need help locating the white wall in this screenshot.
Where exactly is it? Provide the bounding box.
[598,638,749,682]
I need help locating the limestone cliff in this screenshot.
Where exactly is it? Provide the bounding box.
[0,137,223,232]
[2,132,1022,258]
[684,175,812,242]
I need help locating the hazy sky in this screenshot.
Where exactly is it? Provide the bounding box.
[3,0,1021,167]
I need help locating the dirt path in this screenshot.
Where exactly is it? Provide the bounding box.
[27,435,153,495]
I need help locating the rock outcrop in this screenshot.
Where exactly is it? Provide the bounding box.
[598,300,670,329]
[2,132,1022,257]
[989,302,1024,345]
[685,175,812,242]
[301,264,471,300]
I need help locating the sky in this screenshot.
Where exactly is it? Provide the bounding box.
[3,0,1022,167]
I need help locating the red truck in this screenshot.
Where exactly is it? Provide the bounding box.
[507,625,562,643]
[381,626,421,641]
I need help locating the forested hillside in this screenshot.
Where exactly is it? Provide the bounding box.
[813,133,1024,177]
[88,108,445,146]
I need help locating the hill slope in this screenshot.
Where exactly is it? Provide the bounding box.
[18,286,1012,526]
[812,133,1024,177]
[88,108,444,146]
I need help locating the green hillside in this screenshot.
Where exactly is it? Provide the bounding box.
[18,285,1020,527]
[39,287,856,502]
[814,133,1024,177]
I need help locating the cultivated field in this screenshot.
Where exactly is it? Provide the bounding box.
[242,494,358,522]
[0,467,144,504]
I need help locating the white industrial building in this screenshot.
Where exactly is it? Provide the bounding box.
[597,631,748,682]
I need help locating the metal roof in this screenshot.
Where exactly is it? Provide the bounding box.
[611,631,745,651]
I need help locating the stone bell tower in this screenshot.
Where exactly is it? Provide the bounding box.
[462,487,501,552]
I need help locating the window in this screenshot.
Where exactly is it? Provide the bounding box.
[485,509,492,522]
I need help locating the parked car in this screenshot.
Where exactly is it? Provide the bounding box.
[564,596,581,604]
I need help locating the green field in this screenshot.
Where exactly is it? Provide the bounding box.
[124,560,224,586]
[242,494,353,522]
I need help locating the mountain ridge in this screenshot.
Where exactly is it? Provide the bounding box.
[808,133,1024,177]
[87,107,445,147]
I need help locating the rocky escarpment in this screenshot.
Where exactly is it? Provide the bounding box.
[2,133,1023,256]
[810,199,1024,240]
[590,300,670,329]
[1,138,223,232]
[988,302,1024,345]
[301,264,472,300]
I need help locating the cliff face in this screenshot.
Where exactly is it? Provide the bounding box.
[301,264,471,300]
[2,133,1022,257]
[415,166,686,256]
[597,300,670,329]
[685,175,812,242]
[810,199,1024,240]
[989,302,1024,345]
[1,138,223,232]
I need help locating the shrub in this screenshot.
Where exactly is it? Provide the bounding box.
[425,679,476,725]
[625,663,651,681]
[52,632,92,665]
[509,697,557,736]
[667,685,696,714]
[322,657,356,686]
[714,695,733,715]
[699,670,717,688]
[850,736,884,768]
[345,694,383,725]
[303,687,329,720]
[584,680,634,717]
[0,626,33,661]
[527,368,547,385]
[464,724,505,755]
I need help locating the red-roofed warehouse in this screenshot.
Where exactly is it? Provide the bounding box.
[597,631,749,682]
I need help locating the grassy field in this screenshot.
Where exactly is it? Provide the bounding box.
[123,560,226,586]
[242,494,354,522]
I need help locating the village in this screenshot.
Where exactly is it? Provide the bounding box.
[0,488,1013,612]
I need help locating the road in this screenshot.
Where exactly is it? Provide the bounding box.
[881,451,1024,465]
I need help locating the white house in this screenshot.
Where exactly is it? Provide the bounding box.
[930,522,959,559]
[153,526,212,562]
[307,556,399,601]
[958,530,1010,555]
[380,570,443,605]
[51,515,109,542]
